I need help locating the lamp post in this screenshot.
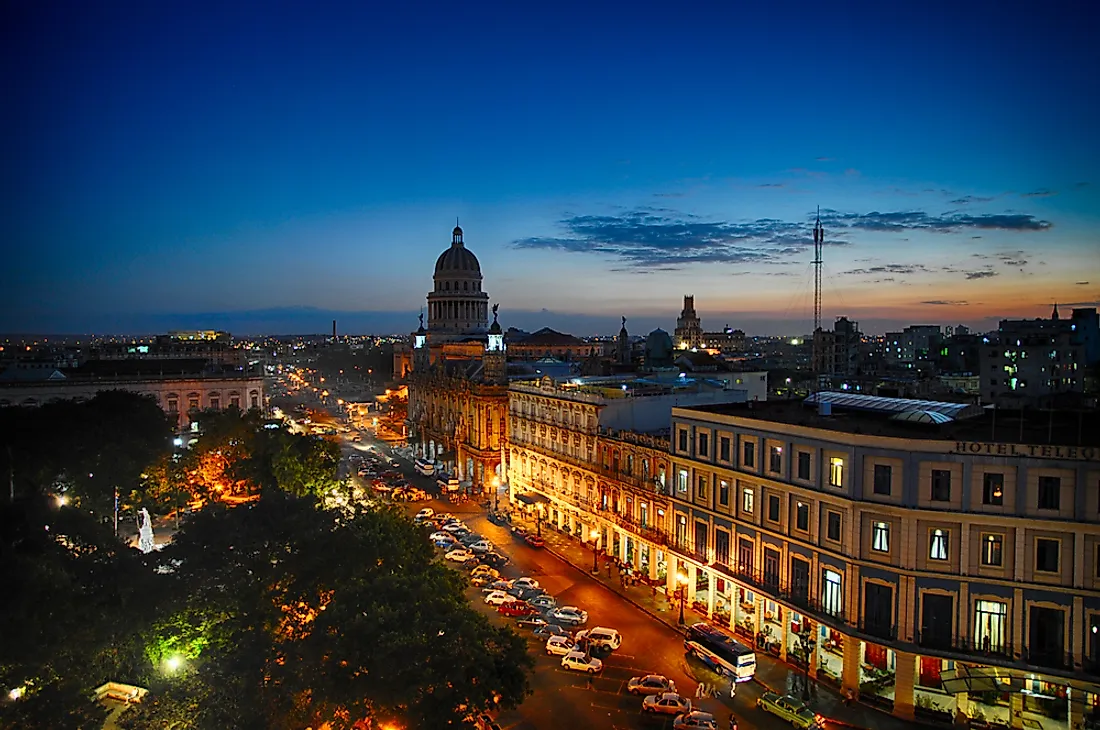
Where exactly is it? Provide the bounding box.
[677,571,688,625]
[537,503,544,537]
[590,528,600,573]
[797,621,817,700]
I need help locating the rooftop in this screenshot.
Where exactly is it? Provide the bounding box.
[681,398,1100,447]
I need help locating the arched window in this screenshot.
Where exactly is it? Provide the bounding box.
[463,281,469,291]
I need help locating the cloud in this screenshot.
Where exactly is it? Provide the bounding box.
[756,183,785,188]
[844,264,933,276]
[921,300,969,306]
[965,271,999,280]
[1077,281,1091,285]
[819,209,1053,233]
[1022,188,1057,198]
[815,157,834,162]
[652,192,686,198]
[950,195,996,205]
[512,210,846,269]
[1075,182,1090,188]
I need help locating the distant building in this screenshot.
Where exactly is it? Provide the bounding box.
[884,325,943,371]
[813,317,862,376]
[506,328,600,360]
[674,295,704,350]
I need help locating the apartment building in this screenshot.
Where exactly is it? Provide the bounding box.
[667,393,1100,727]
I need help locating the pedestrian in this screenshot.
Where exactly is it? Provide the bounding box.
[728,714,738,730]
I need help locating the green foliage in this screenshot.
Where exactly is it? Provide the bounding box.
[122,495,533,729]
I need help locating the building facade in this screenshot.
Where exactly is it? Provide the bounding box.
[665,399,1100,727]
[675,295,705,350]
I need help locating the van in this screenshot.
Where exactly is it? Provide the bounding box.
[414,459,435,476]
[576,627,622,651]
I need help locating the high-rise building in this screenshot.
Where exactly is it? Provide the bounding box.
[675,295,704,350]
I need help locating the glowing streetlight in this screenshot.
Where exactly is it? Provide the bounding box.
[164,655,183,673]
[590,528,600,572]
[676,571,688,625]
[55,495,68,507]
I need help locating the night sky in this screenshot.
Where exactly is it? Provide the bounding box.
[3,0,1098,336]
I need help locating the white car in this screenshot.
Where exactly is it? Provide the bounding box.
[550,606,588,626]
[512,577,540,590]
[561,650,602,674]
[445,548,475,562]
[442,523,467,533]
[415,507,434,520]
[575,627,622,651]
[430,531,456,542]
[483,590,512,606]
[544,635,575,656]
[469,540,494,553]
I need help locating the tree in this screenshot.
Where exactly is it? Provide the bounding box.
[122,495,533,728]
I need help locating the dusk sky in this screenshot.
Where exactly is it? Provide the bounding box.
[3,0,1098,336]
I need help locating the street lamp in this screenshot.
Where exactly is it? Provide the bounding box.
[590,528,600,573]
[537,503,544,537]
[676,571,688,625]
[796,620,817,700]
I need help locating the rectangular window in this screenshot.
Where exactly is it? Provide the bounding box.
[210,397,220,410]
[694,521,708,558]
[795,502,809,531]
[229,395,240,408]
[742,488,754,514]
[829,457,844,488]
[737,538,754,575]
[826,511,841,542]
[873,464,892,496]
[864,582,894,639]
[982,473,1004,506]
[698,433,709,458]
[1029,605,1066,667]
[167,399,179,412]
[696,475,707,499]
[743,441,755,469]
[797,452,811,481]
[931,469,952,502]
[920,593,954,650]
[677,469,688,493]
[715,529,730,566]
[790,557,810,603]
[872,521,890,552]
[981,534,1003,567]
[718,480,730,506]
[719,436,731,461]
[678,429,688,452]
[930,529,949,561]
[658,466,666,488]
[1037,476,1061,510]
[767,494,780,522]
[249,395,258,408]
[974,600,1007,653]
[763,547,780,590]
[769,446,783,474]
[189,397,199,410]
[676,515,687,545]
[1035,538,1060,573]
[822,569,842,616]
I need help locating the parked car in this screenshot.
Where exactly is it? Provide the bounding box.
[471,574,495,588]
[528,594,556,610]
[628,674,677,696]
[575,627,622,651]
[672,711,717,729]
[430,531,456,542]
[480,552,510,569]
[524,535,545,548]
[643,692,692,716]
[515,616,549,630]
[756,692,824,729]
[561,650,602,674]
[532,623,571,639]
[458,533,484,546]
[483,590,512,606]
[469,540,493,553]
[498,601,538,618]
[441,522,467,533]
[550,606,588,626]
[544,635,576,656]
[484,580,512,592]
[512,577,540,591]
[415,507,434,520]
[445,548,475,562]
[470,565,499,580]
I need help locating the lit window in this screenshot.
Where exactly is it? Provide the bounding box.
[829,457,844,487]
[742,488,755,514]
[981,534,1003,567]
[930,529,949,561]
[822,569,842,616]
[872,522,890,552]
[677,469,688,493]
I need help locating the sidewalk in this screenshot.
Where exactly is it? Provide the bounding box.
[512,513,926,730]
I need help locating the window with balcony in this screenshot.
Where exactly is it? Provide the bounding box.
[930,529,949,561]
[826,511,841,542]
[677,469,688,493]
[931,469,952,502]
[767,494,780,522]
[678,429,688,452]
[797,451,811,481]
[873,464,892,496]
[872,521,890,552]
[737,538,754,575]
[829,457,844,488]
[1028,605,1066,668]
[676,515,687,545]
[864,582,894,639]
[742,488,754,514]
[715,529,730,566]
[1038,476,1061,510]
[167,399,178,413]
[981,534,1003,567]
[1035,538,1060,573]
[743,441,755,469]
[189,397,199,410]
[822,569,843,617]
[795,502,809,531]
[974,600,1007,653]
[694,521,709,559]
[982,473,1004,506]
[719,436,731,461]
[210,397,220,410]
[790,556,810,603]
[763,547,780,590]
[920,593,954,649]
[718,480,730,506]
[769,446,783,474]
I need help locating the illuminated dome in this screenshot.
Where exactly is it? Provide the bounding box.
[426,224,490,336]
[434,226,482,275]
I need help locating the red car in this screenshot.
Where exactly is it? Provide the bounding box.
[525,535,545,548]
[498,601,538,617]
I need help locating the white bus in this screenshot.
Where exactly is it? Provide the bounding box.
[684,622,756,682]
[414,458,435,476]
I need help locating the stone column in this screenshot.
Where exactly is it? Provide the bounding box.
[1068,688,1083,730]
[1009,692,1024,730]
[707,572,716,619]
[687,564,698,605]
[753,593,764,637]
[955,692,971,726]
[841,636,861,700]
[648,544,659,581]
[620,531,629,563]
[893,650,916,721]
[568,513,576,536]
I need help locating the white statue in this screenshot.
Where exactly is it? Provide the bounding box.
[138,508,155,553]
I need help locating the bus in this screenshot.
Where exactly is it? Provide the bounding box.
[414,458,435,476]
[684,622,756,682]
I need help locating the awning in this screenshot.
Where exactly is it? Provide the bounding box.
[514,493,535,505]
[514,492,551,505]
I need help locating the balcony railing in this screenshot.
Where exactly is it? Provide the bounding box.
[860,620,897,642]
[1021,648,1073,672]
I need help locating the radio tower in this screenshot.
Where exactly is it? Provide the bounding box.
[812,207,824,383]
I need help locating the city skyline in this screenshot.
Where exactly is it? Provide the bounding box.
[3,1,1098,336]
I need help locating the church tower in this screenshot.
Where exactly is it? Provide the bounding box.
[617,316,631,365]
[412,312,429,372]
[483,305,506,384]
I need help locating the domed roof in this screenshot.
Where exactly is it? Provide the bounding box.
[434,225,482,276]
[645,328,674,367]
[889,409,954,425]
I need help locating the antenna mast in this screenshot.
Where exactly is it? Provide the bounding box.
[812,206,824,378]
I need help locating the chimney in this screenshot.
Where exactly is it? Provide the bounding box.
[332,319,337,339]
